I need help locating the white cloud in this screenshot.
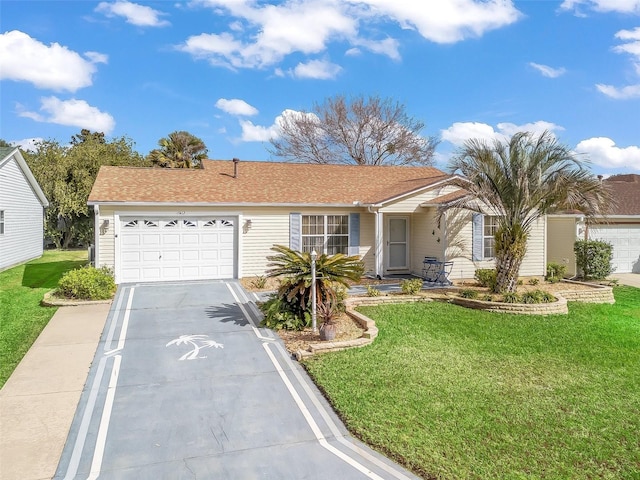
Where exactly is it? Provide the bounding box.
[0,31,105,92]
[291,59,342,79]
[95,1,170,27]
[239,119,280,142]
[560,0,640,14]
[597,27,640,99]
[182,0,522,71]
[345,47,362,56]
[215,98,259,116]
[529,62,567,78]
[354,0,522,44]
[441,121,563,147]
[10,138,44,152]
[575,137,640,170]
[596,83,640,98]
[17,97,115,133]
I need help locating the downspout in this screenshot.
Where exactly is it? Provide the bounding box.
[441,211,448,262]
[93,205,100,267]
[368,205,383,279]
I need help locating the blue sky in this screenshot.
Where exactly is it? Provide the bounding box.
[1,0,639,175]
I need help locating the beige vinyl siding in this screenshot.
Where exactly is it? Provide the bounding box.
[96,206,116,269]
[379,185,459,214]
[0,158,44,270]
[444,211,546,280]
[240,207,374,277]
[547,217,578,276]
[95,205,374,279]
[410,208,444,274]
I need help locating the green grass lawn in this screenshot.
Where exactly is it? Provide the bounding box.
[304,286,640,480]
[0,250,87,387]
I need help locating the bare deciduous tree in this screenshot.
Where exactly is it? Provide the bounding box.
[268,94,438,166]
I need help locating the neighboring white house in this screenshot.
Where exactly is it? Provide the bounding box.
[88,159,547,284]
[0,147,49,271]
[547,174,640,275]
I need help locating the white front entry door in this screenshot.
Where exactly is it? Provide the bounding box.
[118,217,236,283]
[387,217,409,271]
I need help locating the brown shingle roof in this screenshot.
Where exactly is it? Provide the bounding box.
[605,174,640,215]
[88,159,451,205]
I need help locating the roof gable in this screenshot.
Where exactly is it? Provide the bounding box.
[88,159,453,206]
[0,147,49,207]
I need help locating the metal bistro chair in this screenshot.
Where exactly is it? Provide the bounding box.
[434,261,454,286]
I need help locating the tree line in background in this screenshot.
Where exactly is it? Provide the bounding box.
[1,94,612,292]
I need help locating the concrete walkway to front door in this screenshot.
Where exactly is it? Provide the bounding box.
[54,281,419,480]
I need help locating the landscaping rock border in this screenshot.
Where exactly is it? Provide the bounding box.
[450,294,569,315]
[556,279,615,304]
[41,290,113,307]
[294,295,432,360]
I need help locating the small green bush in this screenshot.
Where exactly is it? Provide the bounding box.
[574,240,614,280]
[521,289,555,304]
[400,278,423,295]
[502,292,520,304]
[540,291,555,303]
[546,262,567,283]
[474,269,497,289]
[528,277,540,286]
[366,285,381,297]
[57,266,115,300]
[482,294,494,302]
[250,275,268,289]
[459,289,479,299]
[259,295,310,331]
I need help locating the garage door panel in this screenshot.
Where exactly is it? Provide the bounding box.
[119,216,237,282]
[590,225,640,274]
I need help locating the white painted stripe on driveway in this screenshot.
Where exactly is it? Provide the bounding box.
[262,342,385,480]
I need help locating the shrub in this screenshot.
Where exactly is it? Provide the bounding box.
[459,289,479,299]
[482,294,494,302]
[250,275,268,289]
[546,262,567,283]
[57,266,115,300]
[574,240,615,280]
[366,285,381,297]
[528,277,540,286]
[521,289,555,304]
[502,292,520,303]
[259,295,310,331]
[539,291,555,303]
[400,278,423,295]
[474,269,497,289]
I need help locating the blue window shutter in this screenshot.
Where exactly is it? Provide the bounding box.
[348,213,360,256]
[472,213,483,261]
[290,213,301,251]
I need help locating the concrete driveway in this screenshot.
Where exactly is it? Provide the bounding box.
[54,281,418,480]
[611,273,640,288]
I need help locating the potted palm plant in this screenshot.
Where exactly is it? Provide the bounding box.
[318,293,338,341]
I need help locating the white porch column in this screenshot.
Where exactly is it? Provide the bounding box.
[374,209,383,279]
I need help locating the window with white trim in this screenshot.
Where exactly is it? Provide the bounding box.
[0,211,4,235]
[302,215,349,255]
[483,215,499,258]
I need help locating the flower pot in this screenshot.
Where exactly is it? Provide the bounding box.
[319,322,337,341]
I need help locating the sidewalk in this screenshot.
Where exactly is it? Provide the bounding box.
[0,303,110,480]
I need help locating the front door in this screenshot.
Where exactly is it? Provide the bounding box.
[387,217,408,271]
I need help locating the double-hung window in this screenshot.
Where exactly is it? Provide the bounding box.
[301,215,349,255]
[483,215,499,258]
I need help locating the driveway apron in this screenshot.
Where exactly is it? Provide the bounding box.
[54,281,418,480]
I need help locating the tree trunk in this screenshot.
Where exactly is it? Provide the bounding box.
[493,226,528,293]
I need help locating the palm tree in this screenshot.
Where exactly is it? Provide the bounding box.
[265,245,364,317]
[148,131,208,168]
[443,131,611,293]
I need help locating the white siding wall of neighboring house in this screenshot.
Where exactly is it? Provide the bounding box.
[547,217,579,277]
[0,158,45,271]
[444,211,546,280]
[96,206,116,268]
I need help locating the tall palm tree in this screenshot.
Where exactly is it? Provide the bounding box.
[148,131,208,168]
[443,131,611,293]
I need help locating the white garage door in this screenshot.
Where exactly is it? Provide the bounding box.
[589,225,640,274]
[119,217,236,283]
